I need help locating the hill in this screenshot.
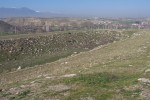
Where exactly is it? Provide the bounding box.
[0,30,126,73]
[0,29,150,99]
[0,20,20,35]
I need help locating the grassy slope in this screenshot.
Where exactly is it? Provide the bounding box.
[0,30,150,100]
[0,29,126,73]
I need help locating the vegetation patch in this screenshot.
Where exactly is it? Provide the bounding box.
[42,72,138,100]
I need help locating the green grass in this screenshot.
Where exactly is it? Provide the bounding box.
[9,90,31,100]
[0,51,73,73]
[64,73,119,85]
[17,90,30,99]
[44,72,139,100]
[0,71,140,100]
[121,89,142,96]
[0,91,11,98]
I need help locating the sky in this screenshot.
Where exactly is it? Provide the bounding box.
[0,0,150,17]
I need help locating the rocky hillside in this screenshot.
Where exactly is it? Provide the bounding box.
[0,29,150,100]
[0,30,128,73]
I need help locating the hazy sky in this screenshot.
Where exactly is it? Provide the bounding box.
[0,0,150,17]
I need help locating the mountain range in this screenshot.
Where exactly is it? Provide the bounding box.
[0,7,63,18]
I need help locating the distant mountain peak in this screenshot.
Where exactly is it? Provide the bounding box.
[0,7,37,18]
[0,7,65,18]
